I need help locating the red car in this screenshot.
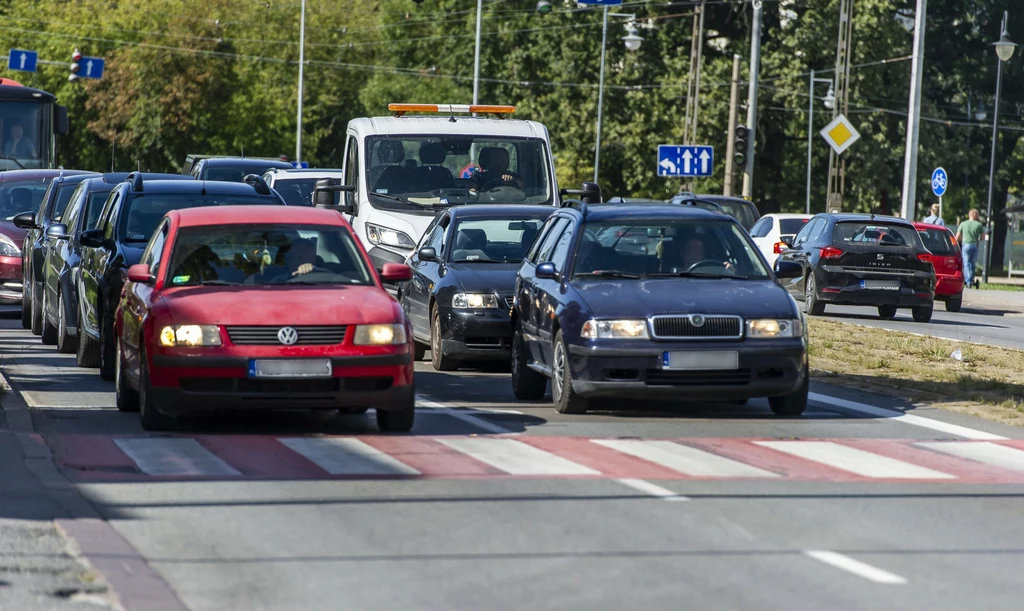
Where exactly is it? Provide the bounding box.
[914,222,964,312]
[113,205,415,431]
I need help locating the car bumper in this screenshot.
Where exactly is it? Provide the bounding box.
[814,268,934,307]
[367,246,411,274]
[148,352,414,416]
[440,308,512,361]
[565,341,807,401]
[935,275,964,298]
[0,256,22,304]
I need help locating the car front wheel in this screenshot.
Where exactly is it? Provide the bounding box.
[551,331,588,415]
[139,346,176,431]
[511,324,546,400]
[98,312,116,381]
[377,392,415,433]
[430,308,459,371]
[20,280,31,329]
[40,287,58,346]
[56,289,77,354]
[768,373,808,416]
[114,339,139,412]
[76,295,101,368]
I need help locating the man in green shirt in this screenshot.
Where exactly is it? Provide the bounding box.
[956,208,985,288]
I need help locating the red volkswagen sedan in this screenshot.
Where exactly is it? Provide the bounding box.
[914,222,964,312]
[113,206,415,431]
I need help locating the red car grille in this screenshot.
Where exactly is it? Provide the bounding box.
[225,325,348,346]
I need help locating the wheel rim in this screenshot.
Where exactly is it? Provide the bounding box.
[114,341,121,391]
[58,295,66,337]
[432,317,440,359]
[552,342,565,402]
[511,331,520,378]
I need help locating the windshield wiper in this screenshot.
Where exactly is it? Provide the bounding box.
[370,192,411,205]
[647,271,750,280]
[574,270,642,279]
[453,258,510,264]
[0,156,25,169]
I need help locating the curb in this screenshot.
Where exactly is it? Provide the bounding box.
[0,368,190,611]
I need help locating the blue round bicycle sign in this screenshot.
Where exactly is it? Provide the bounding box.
[931,167,948,197]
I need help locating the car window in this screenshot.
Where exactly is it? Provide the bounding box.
[536,218,569,263]
[344,136,359,208]
[120,193,278,244]
[103,192,123,241]
[793,218,821,246]
[549,220,576,271]
[918,227,956,255]
[52,181,84,222]
[450,215,550,264]
[166,224,373,287]
[142,221,168,274]
[61,184,85,231]
[834,222,919,248]
[0,180,50,222]
[527,216,561,264]
[749,217,772,238]
[779,218,810,237]
[271,178,321,206]
[84,191,113,232]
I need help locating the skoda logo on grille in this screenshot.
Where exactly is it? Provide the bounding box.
[877,253,884,260]
[688,314,706,327]
[277,327,299,345]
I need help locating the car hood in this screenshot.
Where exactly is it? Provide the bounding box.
[160,284,400,326]
[571,278,798,320]
[0,220,26,243]
[448,262,521,294]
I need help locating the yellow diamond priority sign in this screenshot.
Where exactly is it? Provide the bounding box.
[819,114,861,155]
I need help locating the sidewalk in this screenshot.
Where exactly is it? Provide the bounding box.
[963,287,1024,313]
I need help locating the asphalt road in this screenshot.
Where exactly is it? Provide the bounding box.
[4,308,1024,610]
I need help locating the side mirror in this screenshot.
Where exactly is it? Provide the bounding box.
[381,263,413,283]
[313,178,356,215]
[126,263,154,285]
[55,105,70,136]
[560,182,602,204]
[536,261,558,280]
[45,224,68,240]
[418,247,438,262]
[12,212,36,230]
[80,228,104,248]
[774,260,803,279]
[781,236,794,248]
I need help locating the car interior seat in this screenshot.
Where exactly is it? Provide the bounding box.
[415,142,455,192]
[452,228,489,261]
[372,140,410,194]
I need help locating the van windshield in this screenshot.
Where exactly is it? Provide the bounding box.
[364,135,552,210]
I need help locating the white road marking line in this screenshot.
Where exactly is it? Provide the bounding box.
[804,550,907,585]
[917,441,1024,472]
[23,391,113,409]
[755,441,956,480]
[616,478,689,501]
[810,392,1008,441]
[416,395,516,435]
[114,438,241,477]
[593,439,779,478]
[438,438,599,476]
[279,438,420,476]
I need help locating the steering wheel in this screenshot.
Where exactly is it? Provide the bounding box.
[685,259,728,272]
[271,267,333,283]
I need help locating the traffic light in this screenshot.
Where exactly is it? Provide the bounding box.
[68,48,81,82]
[734,124,748,166]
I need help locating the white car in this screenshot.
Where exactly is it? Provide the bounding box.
[263,168,345,206]
[749,213,812,267]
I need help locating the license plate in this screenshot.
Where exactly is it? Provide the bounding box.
[662,351,739,371]
[248,359,332,378]
[860,279,900,291]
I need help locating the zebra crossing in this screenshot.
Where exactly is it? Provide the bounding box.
[53,434,1024,484]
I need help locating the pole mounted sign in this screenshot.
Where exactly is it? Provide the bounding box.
[7,49,38,73]
[931,167,947,197]
[819,114,861,155]
[658,145,713,178]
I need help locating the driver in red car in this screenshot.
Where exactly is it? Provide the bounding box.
[286,237,318,276]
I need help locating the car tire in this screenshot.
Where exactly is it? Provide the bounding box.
[945,296,962,313]
[40,288,58,346]
[76,297,101,368]
[376,394,415,433]
[413,342,427,361]
[768,374,808,416]
[20,281,31,329]
[511,324,546,400]
[912,304,933,323]
[339,407,369,415]
[804,275,825,316]
[98,312,115,381]
[139,346,176,431]
[877,305,898,320]
[56,290,77,354]
[30,282,43,336]
[551,330,588,415]
[430,308,459,372]
[114,339,140,413]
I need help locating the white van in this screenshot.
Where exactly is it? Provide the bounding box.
[334,104,560,272]
[262,167,344,206]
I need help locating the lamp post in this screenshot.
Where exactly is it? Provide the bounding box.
[295,0,306,163]
[805,70,835,214]
[982,10,1017,284]
[594,12,642,183]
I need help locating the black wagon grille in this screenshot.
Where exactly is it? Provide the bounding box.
[226,326,348,346]
[650,316,742,339]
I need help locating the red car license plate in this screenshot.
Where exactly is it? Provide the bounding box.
[248,359,332,378]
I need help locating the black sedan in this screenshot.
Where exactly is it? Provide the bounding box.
[510,202,808,416]
[400,204,554,371]
[774,213,936,322]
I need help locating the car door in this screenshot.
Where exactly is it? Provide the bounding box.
[748,217,773,261]
[408,215,447,338]
[81,191,121,338]
[341,134,360,224]
[526,216,570,364]
[123,221,166,375]
[778,217,822,297]
[535,217,576,367]
[516,215,564,361]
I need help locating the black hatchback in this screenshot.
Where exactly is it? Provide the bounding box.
[509,202,808,416]
[774,213,936,322]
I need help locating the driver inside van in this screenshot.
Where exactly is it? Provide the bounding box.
[470,147,525,192]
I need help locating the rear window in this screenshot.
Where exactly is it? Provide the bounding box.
[833,222,919,248]
[120,194,278,243]
[918,227,955,255]
[779,218,809,236]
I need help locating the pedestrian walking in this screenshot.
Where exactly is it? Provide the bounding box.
[922,203,945,226]
[956,209,985,289]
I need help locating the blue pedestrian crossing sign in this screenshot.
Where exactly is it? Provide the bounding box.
[658,145,714,178]
[7,49,38,73]
[931,167,947,197]
[79,56,104,80]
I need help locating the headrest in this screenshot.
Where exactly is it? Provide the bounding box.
[478,147,509,172]
[377,140,406,164]
[419,141,447,165]
[456,228,487,249]
[9,187,30,204]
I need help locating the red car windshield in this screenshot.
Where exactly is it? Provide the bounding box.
[166,224,374,287]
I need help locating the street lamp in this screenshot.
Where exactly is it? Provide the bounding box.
[295,0,306,163]
[805,70,834,214]
[983,10,1017,284]
[593,11,642,183]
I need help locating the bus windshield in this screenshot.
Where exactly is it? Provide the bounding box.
[0,101,46,170]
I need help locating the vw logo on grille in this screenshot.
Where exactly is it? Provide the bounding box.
[277,327,299,345]
[688,314,706,327]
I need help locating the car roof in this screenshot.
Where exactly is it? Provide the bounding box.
[101,172,193,184]
[448,204,556,219]
[0,169,94,183]
[265,168,344,176]
[170,205,345,228]
[574,204,727,222]
[0,84,57,103]
[120,179,282,196]
[824,213,913,225]
[913,222,952,231]
[202,157,294,169]
[763,212,812,219]
[348,116,550,139]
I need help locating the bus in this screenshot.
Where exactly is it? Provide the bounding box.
[0,78,69,171]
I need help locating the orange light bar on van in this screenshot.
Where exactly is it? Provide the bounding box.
[388,103,516,116]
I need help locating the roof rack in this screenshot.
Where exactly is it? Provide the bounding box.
[242,174,272,195]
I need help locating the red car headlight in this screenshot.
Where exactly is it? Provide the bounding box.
[159,325,222,347]
[353,324,407,346]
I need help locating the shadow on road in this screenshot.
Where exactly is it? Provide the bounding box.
[825,311,1007,329]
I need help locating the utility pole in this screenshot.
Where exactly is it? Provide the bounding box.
[295,0,306,163]
[900,0,927,221]
[826,0,854,211]
[741,0,762,199]
[682,0,707,191]
[472,0,483,104]
[724,54,741,197]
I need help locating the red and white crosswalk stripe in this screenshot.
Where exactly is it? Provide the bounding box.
[51,435,1024,484]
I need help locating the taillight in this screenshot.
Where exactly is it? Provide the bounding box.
[819,246,844,259]
[917,253,932,265]
[773,242,787,254]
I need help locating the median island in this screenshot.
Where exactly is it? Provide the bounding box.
[808,319,1024,424]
